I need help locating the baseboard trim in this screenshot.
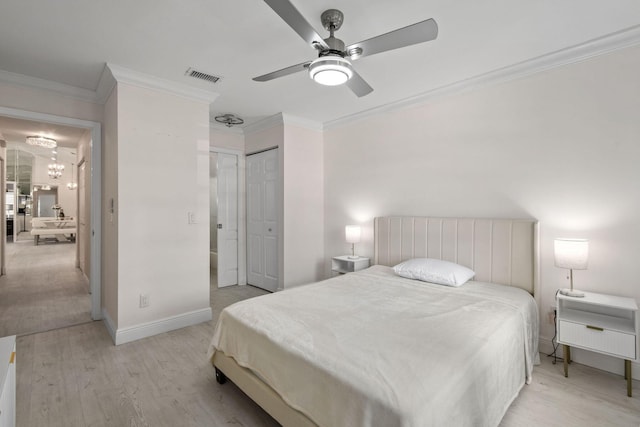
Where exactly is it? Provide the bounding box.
[102,309,117,344]
[114,307,213,345]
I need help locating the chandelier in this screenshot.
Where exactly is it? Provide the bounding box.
[26,135,57,148]
[48,150,64,179]
[49,163,64,179]
[67,163,77,189]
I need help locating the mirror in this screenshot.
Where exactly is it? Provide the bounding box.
[6,148,33,199]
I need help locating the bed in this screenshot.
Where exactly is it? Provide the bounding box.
[209,217,540,427]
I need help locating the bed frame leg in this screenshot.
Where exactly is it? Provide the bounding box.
[215,367,227,385]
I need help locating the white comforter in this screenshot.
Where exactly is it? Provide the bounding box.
[209,265,539,427]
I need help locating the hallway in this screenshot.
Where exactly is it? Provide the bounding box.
[0,231,90,336]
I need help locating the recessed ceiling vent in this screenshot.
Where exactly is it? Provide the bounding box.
[185,67,222,84]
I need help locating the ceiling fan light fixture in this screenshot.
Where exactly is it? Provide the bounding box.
[215,113,244,127]
[309,56,353,86]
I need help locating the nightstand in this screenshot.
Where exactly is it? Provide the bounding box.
[557,291,638,396]
[331,256,370,274]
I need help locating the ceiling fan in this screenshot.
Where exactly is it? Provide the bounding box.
[253,0,438,97]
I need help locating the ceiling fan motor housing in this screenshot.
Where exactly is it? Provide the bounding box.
[321,9,344,32]
[319,9,346,55]
[322,36,346,55]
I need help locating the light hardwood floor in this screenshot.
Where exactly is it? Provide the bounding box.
[0,232,90,337]
[15,281,640,427]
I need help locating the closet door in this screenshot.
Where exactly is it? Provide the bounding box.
[246,149,278,292]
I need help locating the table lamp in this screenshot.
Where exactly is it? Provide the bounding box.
[345,225,361,259]
[554,238,588,298]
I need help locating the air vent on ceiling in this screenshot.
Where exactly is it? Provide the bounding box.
[185,67,222,84]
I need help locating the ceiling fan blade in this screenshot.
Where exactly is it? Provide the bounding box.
[346,18,438,60]
[253,61,311,82]
[346,70,373,97]
[263,0,329,50]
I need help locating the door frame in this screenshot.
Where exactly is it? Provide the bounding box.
[210,146,246,286]
[0,158,4,275]
[0,106,102,320]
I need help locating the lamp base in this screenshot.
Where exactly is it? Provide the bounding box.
[559,288,585,298]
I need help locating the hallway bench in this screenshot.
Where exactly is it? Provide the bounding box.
[30,227,77,245]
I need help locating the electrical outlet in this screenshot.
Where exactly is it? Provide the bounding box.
[140,294,150,308]
[547,306,556,324]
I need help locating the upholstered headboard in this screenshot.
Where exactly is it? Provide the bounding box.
[374,217,539,294]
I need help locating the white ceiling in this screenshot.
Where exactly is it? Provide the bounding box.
[0,0,639,137]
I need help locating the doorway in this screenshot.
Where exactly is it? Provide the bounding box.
[246,148,279,292]
[0,106,101,336]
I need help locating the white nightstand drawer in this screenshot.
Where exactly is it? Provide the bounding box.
[559,320,636,359]
[331,256,370,274]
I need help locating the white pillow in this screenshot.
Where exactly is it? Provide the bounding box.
[393,258,475,287]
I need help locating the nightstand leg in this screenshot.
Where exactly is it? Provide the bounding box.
[625,360,628,380]
[563,345,569,377]
[625,360,632,397]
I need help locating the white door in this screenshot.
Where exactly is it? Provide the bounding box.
[78,162,87,276]
[247,148,278,292]
[216,153,238,287]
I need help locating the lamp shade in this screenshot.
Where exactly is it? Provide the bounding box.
[554,238,589,270]
[345,225,361,244]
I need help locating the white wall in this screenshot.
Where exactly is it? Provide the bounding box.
[283,124,324,285]
[323,44,640,376]
[114,82,211,334]
[210,127,244,152]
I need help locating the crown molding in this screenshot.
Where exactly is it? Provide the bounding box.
[324,24,640,130]
[0,69,100,103]
[95,64,117,104]
[282,113,323,131]
[242,112,323,136]
[0,64,220,106]
[242,113,284,135]
[105,64,219,105]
